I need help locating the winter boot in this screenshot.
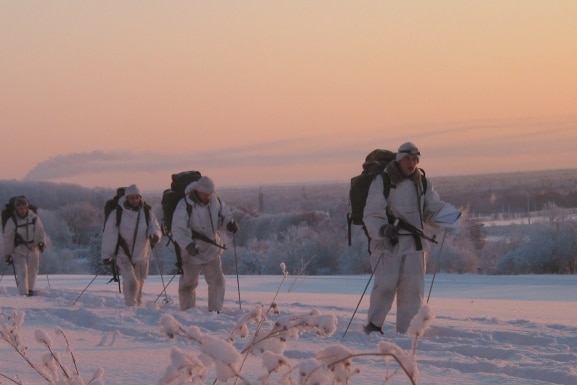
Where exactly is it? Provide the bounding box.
[363,322,383,335]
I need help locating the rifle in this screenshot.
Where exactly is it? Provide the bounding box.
[190,230,227,250]
[394,217,438,244]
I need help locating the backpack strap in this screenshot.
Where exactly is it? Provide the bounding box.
[115,205,122,227]
[185,196,222,240]
[143,203,151,226]
[13,215,37,249]
[420,169,428,194]
[382,172,392,199]
[382,169,428,222]
[216,196,224,222]
[183,194,220,218]
[116,202,152,227]
[171,198,192,273]
[383,168,427,198]
[15,216,36,227]
[385,168,429,251]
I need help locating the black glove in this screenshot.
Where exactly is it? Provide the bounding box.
[5,254,13,265]
[38,242,45,252]
[149,234,160,247]
[380,224,398,245]
[102,258,113,266]
[185,242,199,256]
[226,220,239,234]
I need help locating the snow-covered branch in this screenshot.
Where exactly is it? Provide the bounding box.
[0,311,105,385]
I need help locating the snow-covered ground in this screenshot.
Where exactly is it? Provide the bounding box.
[1,272,576,384]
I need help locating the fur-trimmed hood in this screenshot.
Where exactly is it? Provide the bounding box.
[385,161,424,187]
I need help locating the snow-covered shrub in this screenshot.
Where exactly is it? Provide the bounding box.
[0,310,105,385]
[158,264,432,384]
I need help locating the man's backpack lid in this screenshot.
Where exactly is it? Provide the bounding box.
[170,171,202,193]
[361,149,396,175]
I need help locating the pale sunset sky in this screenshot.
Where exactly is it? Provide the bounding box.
[1,1,576,191]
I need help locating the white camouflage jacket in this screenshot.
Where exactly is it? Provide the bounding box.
[3,209,46,257]
[363,161,447,254]
[101,197,162,263]
[171,181,234,264]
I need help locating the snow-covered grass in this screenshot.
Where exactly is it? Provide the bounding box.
[1,272,576,384]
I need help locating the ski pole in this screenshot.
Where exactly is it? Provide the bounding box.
[153,244,171,304]
[71,273,100,306]
[12,262,19,288]
[233,234,241,309]
[342,254,383,338]
[154,273,177,304]
[116,263,121,293]
[427,228,447,303]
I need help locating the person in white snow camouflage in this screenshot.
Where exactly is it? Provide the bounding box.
[101,184,162,307]
[363,141,451,334]
[170,176,239,312]
[3,196,46,296]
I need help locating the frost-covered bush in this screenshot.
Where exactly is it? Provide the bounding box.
[157,264,433,384]
[496,222,577,274]
[0,311,105,385]
[158,305,433,385]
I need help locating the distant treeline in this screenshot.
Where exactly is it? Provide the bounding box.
[431,168,577,216]
[1,169,576,276]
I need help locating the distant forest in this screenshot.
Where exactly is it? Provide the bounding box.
[1,167,576,276]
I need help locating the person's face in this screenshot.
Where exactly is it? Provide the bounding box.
[195,191,212,204]
[398,155,419,176]
[126,195,141,208]
[15,205,28,217]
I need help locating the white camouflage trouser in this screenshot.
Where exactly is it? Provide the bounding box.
[116,255,149,307]
[12,246,40,296]
[367,239,426,334]
[178,255,225,312]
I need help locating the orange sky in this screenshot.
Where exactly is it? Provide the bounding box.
[1,1,576,191]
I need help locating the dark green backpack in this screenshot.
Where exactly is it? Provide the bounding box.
[161,171,202,236]
[161,171,203,272]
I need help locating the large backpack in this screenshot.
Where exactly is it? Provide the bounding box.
[1,195,38,231]
[161,171,202,270]
[161,170,202,236]
[346,149,427,246]
[103,187,150,230]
